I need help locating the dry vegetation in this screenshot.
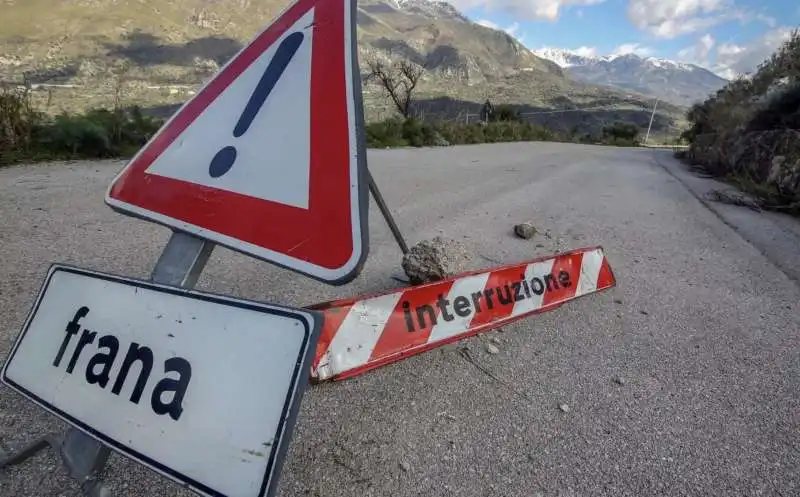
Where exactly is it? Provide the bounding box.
[0,82,647,166]
[0,86,162,165]
[679,29,800,214]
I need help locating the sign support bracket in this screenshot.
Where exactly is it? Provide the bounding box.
[0,231,214,497]
[368,169,409,255]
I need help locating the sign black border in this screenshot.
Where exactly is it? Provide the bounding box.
[0,263,321,497]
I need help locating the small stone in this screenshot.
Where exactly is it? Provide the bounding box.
[559,403,570,413]
[535,243,545,248]
[768,155,786,183]
[490,336,501,345]
[612,376,625,386]
[613,298,623,304]
[400,461,411,472]
[640,310,649,315]
[513,222,537,239]
[486,344,500,355]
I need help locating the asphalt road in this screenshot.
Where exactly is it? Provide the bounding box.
[1,143,798,497]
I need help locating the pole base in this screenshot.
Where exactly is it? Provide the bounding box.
[0,428,112,497]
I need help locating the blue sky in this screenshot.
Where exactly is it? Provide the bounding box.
[451,0,800,78]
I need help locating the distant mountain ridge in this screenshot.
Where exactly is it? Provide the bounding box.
[0,0,686,136]
[388,0,469,21]
[534,48,729,106]
[357,0,562,82]
[534,48,697,71]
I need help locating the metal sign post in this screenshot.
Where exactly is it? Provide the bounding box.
[0,184,406,497]
[0,231,213,497]
[367,170,409,255]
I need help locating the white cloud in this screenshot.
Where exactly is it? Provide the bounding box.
[611,43,655,57]
[677,33,715,65]
[626,0,775,38]
[573,46,597,56]
[727,9,777,28]
[717,43,745,57]
[505,21,521,37]
[453,0,605,22]
[754,13,776,28]
[651,16,724,38]
[477,19,522,37]
[476,19,524,43]
[712,27,795,79]
[627,0,726,38]
[696,33,715,59]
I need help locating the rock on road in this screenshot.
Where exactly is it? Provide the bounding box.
[1,142,798,497]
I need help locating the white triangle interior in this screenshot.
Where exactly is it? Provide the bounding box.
[144,8,315,210]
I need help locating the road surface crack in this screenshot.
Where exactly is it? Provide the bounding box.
[457,347,531,402]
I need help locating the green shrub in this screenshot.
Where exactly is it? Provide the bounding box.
[683,29,800,143]
[365,117,406,147]
[490,105,522,123]
[483,122,502,142]
[609,137,639,147]
[747,83,800,132]
[1,100,648,167]
[435,122,479,144]
[1,97,166,165]
[530,125,554,141]
[36,113,113,157]
[0,87,41,153]
[360,118,605,148]
[400,117,441,147]
[602,122,640,142]
[462,124,486,144]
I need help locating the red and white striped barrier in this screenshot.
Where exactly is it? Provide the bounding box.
[308,246,616,381]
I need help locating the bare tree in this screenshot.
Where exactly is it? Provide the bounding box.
[111,60,131,113]
[365,58,424,118]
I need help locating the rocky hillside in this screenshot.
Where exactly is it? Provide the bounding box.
[357,0,561,81]
[0,0,560,84]
[0,0,684,133]
[683,31,800,212]
[535,48,728,107]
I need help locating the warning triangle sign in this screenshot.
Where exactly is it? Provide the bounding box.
[106,0,368,285]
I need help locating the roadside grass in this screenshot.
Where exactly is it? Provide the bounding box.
[724,172,800,216]
[673,149,800,217]
[1,87,161,166]
[365,116,642,148]
[2,89,645,166]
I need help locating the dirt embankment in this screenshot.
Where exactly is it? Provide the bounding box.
[689,129,800,205]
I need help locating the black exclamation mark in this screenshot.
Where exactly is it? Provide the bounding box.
[209,32,305,178]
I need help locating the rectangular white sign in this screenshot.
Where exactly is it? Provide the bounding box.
[1,265,320,497]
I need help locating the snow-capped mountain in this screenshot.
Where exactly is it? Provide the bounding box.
[389,0,469,21]
[534,48,728,106]
[533,48,605,68]
[535,48,698,71]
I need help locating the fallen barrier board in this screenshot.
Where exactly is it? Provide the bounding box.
[309,246,616,381]
[1,264,320,497]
